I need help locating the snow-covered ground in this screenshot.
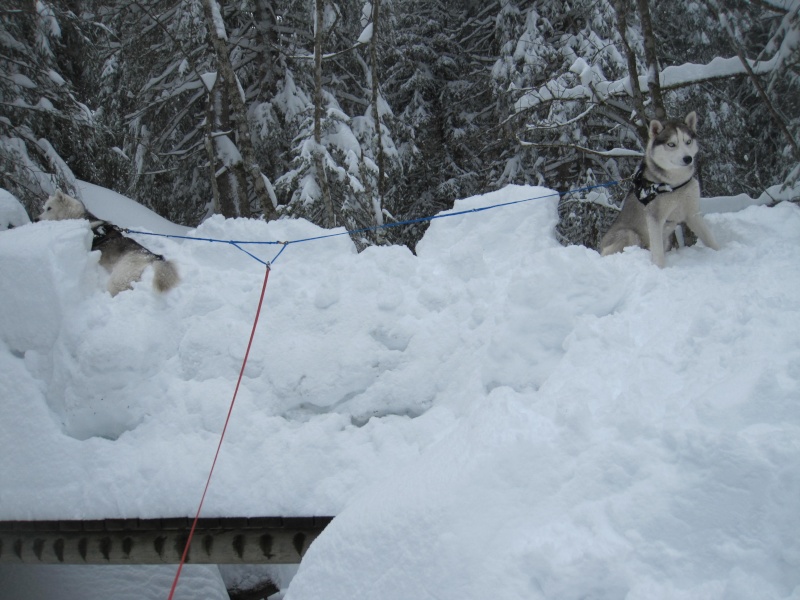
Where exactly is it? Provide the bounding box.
[0,184,798,598]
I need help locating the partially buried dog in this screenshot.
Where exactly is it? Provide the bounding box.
[37,190,180,296]
[599,111,719,267]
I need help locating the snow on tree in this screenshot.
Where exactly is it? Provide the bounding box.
[0,0,99,216]
[2,0,795,248]
[493,0,799,248]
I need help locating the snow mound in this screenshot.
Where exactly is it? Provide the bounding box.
[287,201,800,600]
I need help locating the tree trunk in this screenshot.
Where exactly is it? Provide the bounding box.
[314,0,336,228]
[208,81,252,218]
[253,0,279,97]
[635,0,666,120]
[204,85,224,215]
[201,0,277,220]
[613,0,649,140]
[369,0,385,231]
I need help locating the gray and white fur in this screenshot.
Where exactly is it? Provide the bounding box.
[37,190,180,296]
[599,112,719,267]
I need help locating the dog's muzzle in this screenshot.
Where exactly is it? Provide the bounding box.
[683,156,693,165]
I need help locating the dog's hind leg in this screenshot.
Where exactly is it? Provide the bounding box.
[107,271,134,296]
[685,213,719,250]
[600,230,642,256]
[106,256,148,296]
[152,260,180,293]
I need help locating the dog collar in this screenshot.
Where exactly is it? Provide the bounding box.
[632,164,692,206]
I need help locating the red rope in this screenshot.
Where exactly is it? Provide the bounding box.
[168,264,272,599]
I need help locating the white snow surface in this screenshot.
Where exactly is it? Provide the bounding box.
[76,180,191,236]
[1,184,799,598]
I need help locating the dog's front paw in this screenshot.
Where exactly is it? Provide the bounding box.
[650,252,666,268]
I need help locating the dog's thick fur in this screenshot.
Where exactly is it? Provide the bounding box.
[599,112,719,267]
[37,190,180,296]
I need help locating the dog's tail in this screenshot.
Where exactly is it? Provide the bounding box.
[152,259,180,293]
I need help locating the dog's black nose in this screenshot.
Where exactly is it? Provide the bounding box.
[683,156,693,165]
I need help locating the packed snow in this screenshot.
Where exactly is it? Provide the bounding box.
[0,184,799,598]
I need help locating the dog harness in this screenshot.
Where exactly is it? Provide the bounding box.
[90,219,165,260]
[90,220,124,251]
[632,163,692,206]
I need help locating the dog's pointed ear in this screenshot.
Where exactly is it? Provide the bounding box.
[684,111,697,133]
[53,190,65,202]
[649,119,664,139]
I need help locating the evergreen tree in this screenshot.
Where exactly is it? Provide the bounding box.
[0,0,102,216]
[2,0,794,249]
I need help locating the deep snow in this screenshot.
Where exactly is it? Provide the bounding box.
[0,184,798,599]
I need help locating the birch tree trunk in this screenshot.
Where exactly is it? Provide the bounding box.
[207,81,252,218]
[201,0,277,220]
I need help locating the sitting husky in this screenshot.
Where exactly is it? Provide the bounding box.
[599,112,719,267]
[37,190,180,296]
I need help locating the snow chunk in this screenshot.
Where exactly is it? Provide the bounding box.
[0,188,31,229]
[11,73,36,89]
[48,68,65,86]
[357,23,373,45]
[0,220,95,355]
[214,134,243,167]
[200,71,218,92]
[208,0,228,40]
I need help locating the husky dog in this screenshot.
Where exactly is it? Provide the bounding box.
[599,112,719,267]
[37,190,180,296]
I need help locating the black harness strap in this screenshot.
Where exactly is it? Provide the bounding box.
[632,163,693,206]
[90,219,165,261]
[90,220,124,251]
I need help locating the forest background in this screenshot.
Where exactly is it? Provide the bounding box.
[1,0,798,250]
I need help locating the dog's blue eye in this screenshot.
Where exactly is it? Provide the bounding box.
[667,142,676,148]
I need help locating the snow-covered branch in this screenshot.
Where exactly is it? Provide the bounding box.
[514,53,789,115]
[516,138,643,159]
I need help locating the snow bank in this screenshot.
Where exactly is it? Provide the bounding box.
[287,202,800,600]
[0,220,96,355]
[1,185,799,598]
